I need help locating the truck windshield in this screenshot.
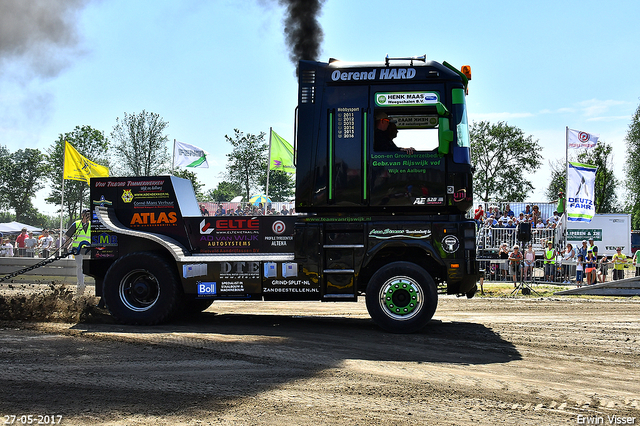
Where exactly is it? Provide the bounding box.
[387,113,439,152]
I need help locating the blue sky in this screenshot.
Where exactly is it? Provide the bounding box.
[1,0,638,215]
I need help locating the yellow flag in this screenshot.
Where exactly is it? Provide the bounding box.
[63,141,109,184]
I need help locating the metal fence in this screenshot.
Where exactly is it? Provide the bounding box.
[478,258,640,284]
[477,227,559,254]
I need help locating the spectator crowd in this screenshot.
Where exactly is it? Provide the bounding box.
[475,203,563,230]
[199,202,295,217]
[0,228,61,258]
[482,237,637,286]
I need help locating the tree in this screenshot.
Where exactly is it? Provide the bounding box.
[224,129,267,201]
[45,125,110,223]
[172,168,205,200]
[544,159,566,202]
[0,148,49,222]
[110,110,170,176]
[470,121,543,202]
[204,181,242,202]
[260,170,295,202]
[625,102,640,228]
[0,145,10,210]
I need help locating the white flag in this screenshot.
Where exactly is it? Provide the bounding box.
[567,128,599,149]
[567,162,597,222]
[174,141,209,168]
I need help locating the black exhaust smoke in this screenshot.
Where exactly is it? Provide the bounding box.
[278,0,325,73]
[0,0,89,78]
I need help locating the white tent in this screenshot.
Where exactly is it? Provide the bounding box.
[0,221,42,234]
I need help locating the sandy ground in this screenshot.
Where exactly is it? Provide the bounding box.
[0,285,639,425]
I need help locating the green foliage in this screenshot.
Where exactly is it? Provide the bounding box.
[172,168,205,200]
[260,170,295,202]
[0,145,10,210]
[544,159,566,202]
[625,103,640,228]
[224,129,267,201]
[204,181,242,202]
[110,110,170,176]
[0,147,49,222]
[470,121,543,202]
[45,125,110,221]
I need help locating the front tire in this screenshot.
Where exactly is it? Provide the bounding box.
[365,261,437,333]
[103,252,181,325]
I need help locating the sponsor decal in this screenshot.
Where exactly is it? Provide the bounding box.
[453,188,467,202]
[200,219,214,235]
[272,220,286,235]
[95,179,164,188]
[369,228,431,240]
[447,186,454,194]
[219,281,245,293]
[91,233,118,246]
[330,68,416,82]
[183,264,207,278]
[264,235,293,246]
[376,91,439,107]
[130,211,178,226]
[566,229,602,241]
[216,218,259,230]
[95,252,116,258]
[442,235,460,253]
[133,200,175,208]
[263,279,319,293]
[197,282,216,295]
[121,189,134,203]
[92,195,113,206]
[413,197,444,205]
[220,261,260,278]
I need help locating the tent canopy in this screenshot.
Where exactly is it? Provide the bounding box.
[0,221,42,235]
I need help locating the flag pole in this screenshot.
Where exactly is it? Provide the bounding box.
[172,139,176,172]
[563,127,569,241]
[59,142,66,246]
[266,127,272,202]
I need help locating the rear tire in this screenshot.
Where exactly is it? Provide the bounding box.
[365,261,437,333]
[103,252,181,325]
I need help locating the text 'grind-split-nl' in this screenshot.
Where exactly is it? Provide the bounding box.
[331,68,417,81]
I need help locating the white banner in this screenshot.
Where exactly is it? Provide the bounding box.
[567,128,599,149]
[566,162,597,222]
[174,141,209,168]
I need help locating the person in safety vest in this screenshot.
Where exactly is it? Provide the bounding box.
[64,209,91,296]
[611,247,628,281]
[543,241,557,282]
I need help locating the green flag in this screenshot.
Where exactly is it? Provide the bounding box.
[270,130,295,173]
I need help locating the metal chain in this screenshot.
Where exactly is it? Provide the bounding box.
[0,227,88,283]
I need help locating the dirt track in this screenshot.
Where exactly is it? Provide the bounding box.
[0,295,639,425]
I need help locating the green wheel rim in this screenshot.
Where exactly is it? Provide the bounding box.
[378,276,424,321]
